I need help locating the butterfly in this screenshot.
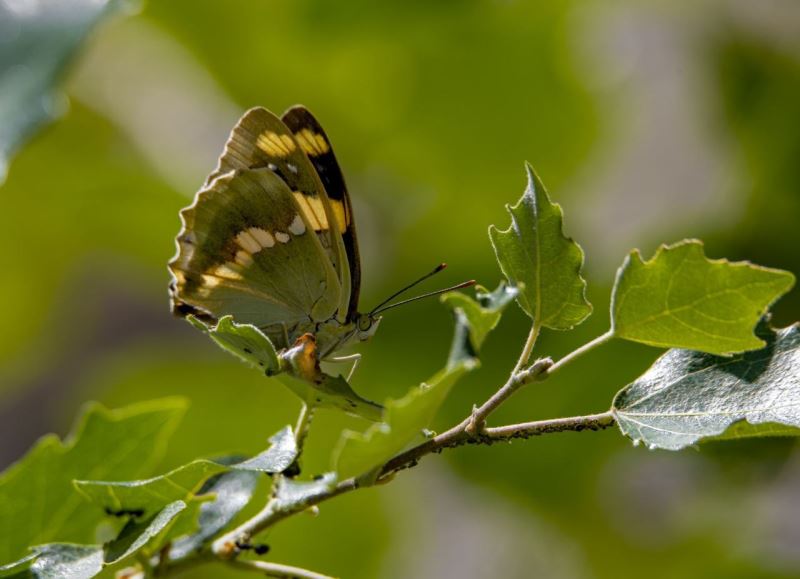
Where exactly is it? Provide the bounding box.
[168,105,472,375]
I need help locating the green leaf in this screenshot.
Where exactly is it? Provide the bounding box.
[0,551,37,577]
[611,240,795,355]
[75,425,297,516]
[334,362,472,483]
[75,461,226,517]
[612,323,800,450]
[275,374,383,422]
[0,544,103,579]
[168,468,260,561]
[0,398,187,565]
[441,282,518,367]
[104,501,186,565]
[489,164,592,330]
[73,426,296,563]
[188,315,282,376]
[0,0,129,183]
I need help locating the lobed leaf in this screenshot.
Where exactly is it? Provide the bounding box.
[76,426,297,518]
[489,164,591,330]
[613,323,800,450]
[441,282,518,367]
[0,398,187,565]
[611,240,795,355]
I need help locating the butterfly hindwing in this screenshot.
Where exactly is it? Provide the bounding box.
[169,168,341,349]
[281,105,362,320]
[203,107,352,322]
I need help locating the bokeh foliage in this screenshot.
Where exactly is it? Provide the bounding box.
[1,1,799,578]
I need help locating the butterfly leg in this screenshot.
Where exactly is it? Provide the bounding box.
[327,353,362,381]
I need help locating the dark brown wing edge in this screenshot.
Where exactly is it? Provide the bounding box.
[281,105,362,320]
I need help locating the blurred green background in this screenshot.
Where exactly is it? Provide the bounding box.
[2,1,800,577]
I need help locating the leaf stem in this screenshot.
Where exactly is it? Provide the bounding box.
[294,402,315,453]
[227,558,337,579]
[543,330,615,377]
[513,323,541,374]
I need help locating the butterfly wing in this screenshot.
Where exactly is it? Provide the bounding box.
[169,168,341,350]
[281,105,362,321]
[204,107,352,322]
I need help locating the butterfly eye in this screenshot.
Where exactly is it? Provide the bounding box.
[357,316,372,332]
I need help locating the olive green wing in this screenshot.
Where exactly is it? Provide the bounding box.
[169,168,341,350]
[204,107,351,322]
[281,105,362,321]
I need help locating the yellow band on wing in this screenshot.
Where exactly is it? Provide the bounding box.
[292,192,347,232]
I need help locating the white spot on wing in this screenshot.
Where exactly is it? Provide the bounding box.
[288,214,306,235]
[275,231,290,243]
[201,274,222,288]
[215,264,243,279]
[235,251,254,267]
[236,230,260,253]
[249,227,275,248]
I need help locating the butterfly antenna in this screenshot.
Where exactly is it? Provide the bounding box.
[369,263,449,315]
[370,267,476,315]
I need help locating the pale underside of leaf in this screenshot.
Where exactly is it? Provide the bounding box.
[273,473,337,512]
[104,501,186,565]
[613,323,800,450]
[168,468,260,561]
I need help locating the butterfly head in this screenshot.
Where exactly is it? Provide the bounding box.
[354,312,381,342]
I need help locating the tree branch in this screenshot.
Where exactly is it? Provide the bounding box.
[483,411,616,439]
[466,355,552,435]
[210,410,616,559]
[381,411,616,476]
[212,479,357,558]
[227,559,337,579]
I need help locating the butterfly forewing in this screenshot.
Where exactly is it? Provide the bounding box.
[169,168,341,349]
[281,105,362,321]
[203,108,351,323]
